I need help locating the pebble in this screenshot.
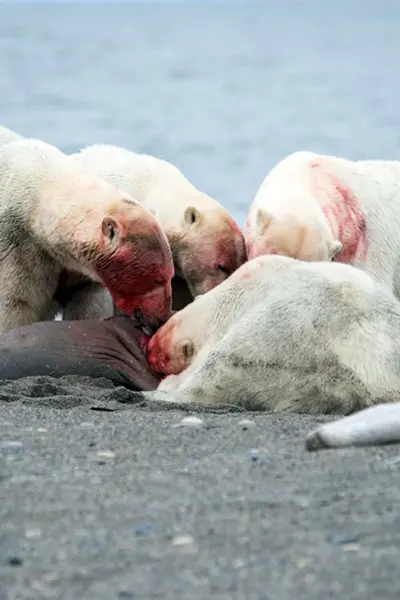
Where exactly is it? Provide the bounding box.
[172,534,194,546]
[2,441,23,450]
[175,416,204,428]
[37,428,47,433]
[326,532,360,546]
[342,543,360,552]
[249,449,260,462]
[25,528,42,539]
[296,557,312,570]
[135,524,153,537]
[80,422,94,428]
[7,557,23,567]
[96,451,116,459]
[238,419,256,430]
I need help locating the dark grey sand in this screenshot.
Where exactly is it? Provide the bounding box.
[1,376,400,600]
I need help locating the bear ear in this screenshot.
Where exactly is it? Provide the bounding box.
[184,206,200,226]
[181,339,194,361]
[102,216,120,244]
[256,208,273,233]
[330,240,343,259]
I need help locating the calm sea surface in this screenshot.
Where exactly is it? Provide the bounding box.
[1,0,400,226]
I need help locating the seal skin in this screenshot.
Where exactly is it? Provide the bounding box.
[0,138,174,333]
[146,255,400,415]
[71,144,246,308]
[0,316,162,391]
[305,403,400,450]
[245,151,400,298]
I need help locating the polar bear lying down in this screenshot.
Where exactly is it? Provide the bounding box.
[137,256,400,432]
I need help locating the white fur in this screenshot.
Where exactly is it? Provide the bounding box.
[0,138,150,331]
[71,144,246,299]
[147,255,400,414]
[71,144,222,227]
[0,125,23,147]
[246,151,400,295]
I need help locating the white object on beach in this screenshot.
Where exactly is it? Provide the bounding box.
[172,534,194,546]
[175,416,204,428]
[238,419,256,429]
[306,402,400,450]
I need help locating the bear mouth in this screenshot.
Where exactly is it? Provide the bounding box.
[131,309,154,337]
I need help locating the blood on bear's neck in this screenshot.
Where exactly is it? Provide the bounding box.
[310,162,368,264]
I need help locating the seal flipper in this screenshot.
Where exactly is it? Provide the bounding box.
[306,402,400,450]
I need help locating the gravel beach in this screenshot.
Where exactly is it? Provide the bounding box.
[0,375,399,600]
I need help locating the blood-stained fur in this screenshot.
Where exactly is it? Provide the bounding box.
[145,255,400,415]
[0,138,174,333]
[245,151,400,297]
[72,144,246,308]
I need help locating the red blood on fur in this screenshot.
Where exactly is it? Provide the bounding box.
[214,219,247,272]
[94,209,174,326]
[146,319,179,375]
[322,175,368,263]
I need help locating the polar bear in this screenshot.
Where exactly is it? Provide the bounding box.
[245,151,400,296]
[144,255,400,414]
[0,125,23,147]
[71,144,247,309]
[0,138,174,333]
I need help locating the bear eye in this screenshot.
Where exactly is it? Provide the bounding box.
[181,340,194,361]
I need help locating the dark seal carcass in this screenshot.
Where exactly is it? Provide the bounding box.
[0,315,161,391]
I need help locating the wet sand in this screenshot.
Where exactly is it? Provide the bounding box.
[0,375,399,600]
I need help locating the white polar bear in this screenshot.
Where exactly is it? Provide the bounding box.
[245,151,400,297]
[71,144,247,310]
[0,138,174,333]
[144,255,400,415]
[0,125,23,147]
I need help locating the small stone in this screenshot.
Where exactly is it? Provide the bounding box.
[233,558,246,569]
[37,428,47,433]
[41,572,58,583]
[326,532,360,546]
[96,451,115,459]
[249,449,260,462]
[118,592,135,599]
[25,528,41,539]
[342,543,360,552]
[176,416,204,428]
[238,419,256,430]
[296,557,312,569]
[2,441,23,449]
[172,534,194,546]
[80,422,94,428]
[8,556,23,566]
[135,524,153,537]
